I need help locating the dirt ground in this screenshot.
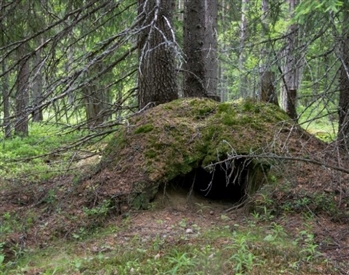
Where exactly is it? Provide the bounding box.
[2,99,349,273]
[2,154,349,274]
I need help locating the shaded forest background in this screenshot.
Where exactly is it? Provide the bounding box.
[1,0,349,155]
[2,1,349,273]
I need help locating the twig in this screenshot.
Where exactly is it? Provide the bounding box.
[205,153,349,174]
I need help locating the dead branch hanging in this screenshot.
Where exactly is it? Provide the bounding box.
[205,152,349,175]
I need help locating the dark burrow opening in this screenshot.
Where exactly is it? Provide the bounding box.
[168,157,268,203]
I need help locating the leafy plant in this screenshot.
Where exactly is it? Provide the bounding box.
[166,250,195,274]
[298,230,320,261]
[226,231,262,274]
[0,243,4,272]
[83,199,113,217]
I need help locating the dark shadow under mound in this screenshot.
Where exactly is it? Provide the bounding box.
[168,157,268,203]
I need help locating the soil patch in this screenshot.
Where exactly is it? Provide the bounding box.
[1,98,349,272]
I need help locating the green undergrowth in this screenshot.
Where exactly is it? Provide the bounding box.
[298,103,337,142]
[0,123,102,182]
[0,212,335,275]
[252,183,348,221]
[0,99,344,274]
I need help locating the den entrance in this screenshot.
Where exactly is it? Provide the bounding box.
[164,156,267,204]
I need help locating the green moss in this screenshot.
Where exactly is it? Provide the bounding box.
[186,98,217,118]
[217,103,231,113]
[102,129,126,163]
[221,113,238,126]
[145,149,157,159]
[164,160,195,181]
[241,98,259,112]
[101,97,293,208]
[134,124,154,134]
[152,143,165,150]
[195,105,215,118]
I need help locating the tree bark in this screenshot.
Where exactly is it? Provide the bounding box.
[15,44,30,137]
[239,0,249,98]
[83,65,108,129]
[183,0,219,101]
[2,61,10,138]
[260,71,278,105]
[1,18,11,138]
[337,2,349,150]
[32,37,44,122]
[218,0,228,102]
[138,0,178,110]
[259,0,278,106]
[281,0,299,120]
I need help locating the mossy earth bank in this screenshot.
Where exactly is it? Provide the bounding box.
[89,97,297,210]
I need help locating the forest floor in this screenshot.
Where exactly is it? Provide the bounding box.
[1,99,349,274]
[1,140,349,274]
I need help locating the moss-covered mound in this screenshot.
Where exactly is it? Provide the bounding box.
[81,97,306,210]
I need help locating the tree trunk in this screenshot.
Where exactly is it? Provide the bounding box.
[183,0,219,101]
[83,84,107,129]
[218,0,228,102]
[15,44,30,137]
[259,0,278,106]
[204,0,218,100]
[239,0,248,98]
[83,61,108,129]
[260,71,278,105]
[138,0,178,110]
[337,2,349,150]
[1,19,11,138]
[2,60,11,138]
[281,0,299,120]
[32,37,44,122]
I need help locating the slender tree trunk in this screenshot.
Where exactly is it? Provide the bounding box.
[84,86,106,129]
[337,2,349,150]
[260,71,278,104]
[15,44,30,137]
[218,0,228,102]
[32,37,44,122]
[175,0,184,97]
[183,0,219,101]
[177,0,184,21]
[281,0,299,120]
[183,0,204,98]
[66,1,75,109]
[1,18,11,138]
[239,0,248,98]
[138,0,178,109]
[83,63,108,129]
[204,0,218,99]
[259,0,278,105]
[2,60,11,138]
